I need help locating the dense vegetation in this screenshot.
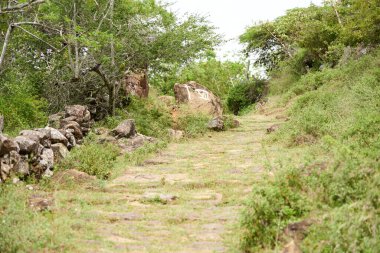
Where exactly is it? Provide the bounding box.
[0,0,222,132]
[239,0,380,252]
[1,0,379,252]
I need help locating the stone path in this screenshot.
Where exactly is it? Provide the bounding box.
[68,102,286,253]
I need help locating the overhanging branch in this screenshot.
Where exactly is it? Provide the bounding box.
[0,0,45,14]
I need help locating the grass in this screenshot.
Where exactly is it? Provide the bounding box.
[239,49,380,252]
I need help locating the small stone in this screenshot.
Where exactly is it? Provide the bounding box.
[28,195,54,212]
[267,124,280,134]
[12,177,20,184]
[143,192,178,203]
[208,117,224,131]
[26,185,34,190]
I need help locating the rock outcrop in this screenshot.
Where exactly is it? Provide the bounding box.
[174,81,223,117]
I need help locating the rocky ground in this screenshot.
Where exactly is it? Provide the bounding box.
[41,97,299,253]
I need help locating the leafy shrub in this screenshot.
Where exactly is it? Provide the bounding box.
[227,79,266,115]
[240,167,310,252]
[60,138,120,179]
[177,114,210,138]
[97,96,172,140]
[241,49,380,252]
[0,75,47,135]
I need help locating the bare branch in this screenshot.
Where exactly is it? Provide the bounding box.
[0,0,45,14]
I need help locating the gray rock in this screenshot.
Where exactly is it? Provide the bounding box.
[62,129,76,149]
[111,119,136,139]
[208,117,224,131]
[14,155,30,176]
[14,136,39,155]
[63,123,83,140]
[42,169,54,178]
[45,127,68,146]
[21,129,51,148]
[51,143,69,163]
[65,105,88,122]
[0,156,12,181]
[40,148,54,171]
[0,135,19,156]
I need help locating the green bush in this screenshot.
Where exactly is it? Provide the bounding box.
[59,137,120,179]
[0,75,47,135]
[227,79,266,115]
[177,114,210,138]
[240,167,310,252]
[241,49,380,252]
[97,96,172,140]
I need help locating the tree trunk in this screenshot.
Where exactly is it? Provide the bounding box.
[73,1,80,79]
[0,24,14,70]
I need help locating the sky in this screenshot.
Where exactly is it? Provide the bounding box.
[165,0,323,59]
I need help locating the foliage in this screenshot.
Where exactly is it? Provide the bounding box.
[151,57,244,98]
[240,0,380,75]
[227,78,266,115]
[59,136,120,179]
[0,70,47,135]
[240,48,380,252]
[177,113,210,138]
[98,95,172,139]
[0,0,221,125]
[240,167,310,251]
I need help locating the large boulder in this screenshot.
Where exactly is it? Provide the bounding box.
[111,119,137,139]
[123,72,149,98]
[174,81,223,117]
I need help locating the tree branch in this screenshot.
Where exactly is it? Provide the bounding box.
[0,0,45,14]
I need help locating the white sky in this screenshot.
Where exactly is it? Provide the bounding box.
[165,0,323,59]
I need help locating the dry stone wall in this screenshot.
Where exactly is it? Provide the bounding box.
[0,105,93,182]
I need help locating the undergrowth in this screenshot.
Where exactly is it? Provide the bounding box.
[240,50,380,252]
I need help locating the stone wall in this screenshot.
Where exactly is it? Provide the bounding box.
[0,105,93,182]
